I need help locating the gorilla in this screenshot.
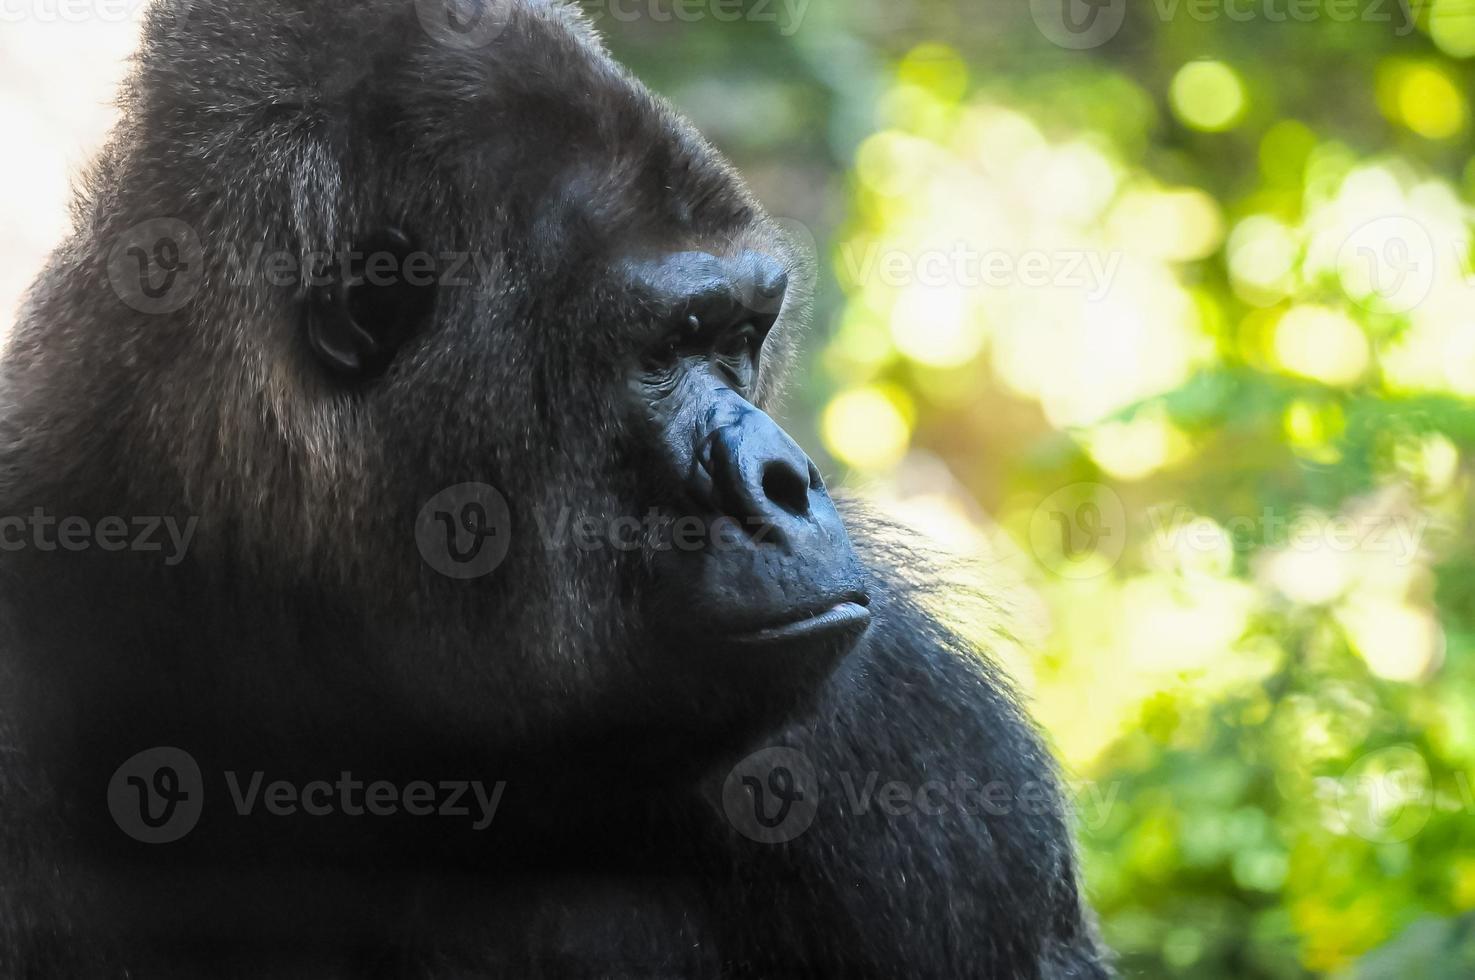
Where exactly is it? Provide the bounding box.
[0,0,1109,976]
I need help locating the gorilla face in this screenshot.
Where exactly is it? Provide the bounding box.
[622,248,870,652]
[322,233,870,746]
[58,0,874,750]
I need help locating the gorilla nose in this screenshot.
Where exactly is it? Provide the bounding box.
[705,409,819,535]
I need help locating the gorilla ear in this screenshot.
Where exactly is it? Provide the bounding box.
[306,228,436,380]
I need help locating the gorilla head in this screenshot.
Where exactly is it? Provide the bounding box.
[5,0,867,765]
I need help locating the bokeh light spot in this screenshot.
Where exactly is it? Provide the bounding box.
[1169,61,1247,133]
[1397,65,1465,139]
[1108,188,1224,262]
[1084,411,1191,481]
[890,285,985,368]
[1272,305,1369,385]
[1430,0,1475,58]
[896,43,968,103]
[821,385,913,471]
[1228,215,1299,304]
[1340,598,1443,682]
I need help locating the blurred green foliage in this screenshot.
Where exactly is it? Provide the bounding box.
[606,1,1475,975]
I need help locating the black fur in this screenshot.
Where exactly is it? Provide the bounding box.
[0,1,1110,976]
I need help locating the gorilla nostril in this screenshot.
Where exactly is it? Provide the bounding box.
[762,460,810,518]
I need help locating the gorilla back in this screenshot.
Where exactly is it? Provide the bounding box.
[0,1,1109,976]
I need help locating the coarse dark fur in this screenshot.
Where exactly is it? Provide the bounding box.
[0,1,1110,976]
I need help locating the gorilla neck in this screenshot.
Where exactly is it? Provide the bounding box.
[4,542,805,855]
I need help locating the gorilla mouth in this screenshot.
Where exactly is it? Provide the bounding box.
[730,597,872,647]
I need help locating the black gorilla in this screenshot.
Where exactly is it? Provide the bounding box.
[0,1,1110,976]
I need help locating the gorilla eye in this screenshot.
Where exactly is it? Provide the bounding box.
[305,227,436,381]
[712,322,761,389]
[640,331,685,374]
[715,322,759,360]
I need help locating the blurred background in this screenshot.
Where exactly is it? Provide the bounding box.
[5,0,1475,975]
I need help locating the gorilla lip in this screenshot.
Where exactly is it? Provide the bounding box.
[731,599,872,646]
